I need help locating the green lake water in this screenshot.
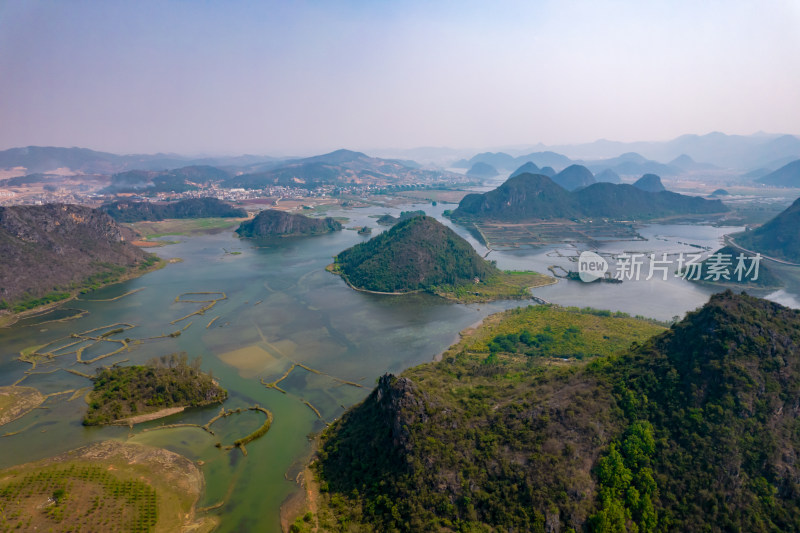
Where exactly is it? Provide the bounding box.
[0,210,521,532]
[2,203,799,531]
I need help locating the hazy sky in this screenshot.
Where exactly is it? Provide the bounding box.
[1,0,799,155]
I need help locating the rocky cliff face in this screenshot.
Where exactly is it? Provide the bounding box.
[0,204,148,304]
[235,209,341,237]
[373,374,430,451]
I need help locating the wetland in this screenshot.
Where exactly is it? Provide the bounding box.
[1,199,799,531]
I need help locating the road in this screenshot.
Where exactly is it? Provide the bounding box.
[723,234,800,267]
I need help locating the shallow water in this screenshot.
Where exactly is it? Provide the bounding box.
[1,202,798,531]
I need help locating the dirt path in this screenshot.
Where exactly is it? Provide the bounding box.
[113,406,185,426]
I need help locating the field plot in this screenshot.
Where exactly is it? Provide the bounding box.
[474,220,643,248]
[0,441,214,533]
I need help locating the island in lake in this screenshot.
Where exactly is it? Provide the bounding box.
[236,209,342,238]
[83,353,227,426]
[376,210,426,226]
[328,215,553,302]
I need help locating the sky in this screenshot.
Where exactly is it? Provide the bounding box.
[0,0,799,156]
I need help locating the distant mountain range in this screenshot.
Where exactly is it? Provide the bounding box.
[450,173,727,222]
[525,132,800,170]
[0,146,471,194]
[446,133,800,174]
[756,159,800,187]
[1,133,797,183]
[734,197,800,263]
[454,151,572,172]
[102,165,232,194]
[465,162,499,178]
[0,146,278,175]
[455,150,682,177]
[594,168,621,183]
[632,174,666,192]
[552,165,596,191]
[222,149,460,189]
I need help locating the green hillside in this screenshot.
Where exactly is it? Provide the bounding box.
[687,246,783,289]
[632,173,666,192]
[330,216,498,294]
[553,164,596,191]
[756,159,800,187]
[377,210,427,226]
[236,209,341,238]
[101,197,246,222]
[735,197,800,263]
[451,173,727,222]
[312,292,800,532]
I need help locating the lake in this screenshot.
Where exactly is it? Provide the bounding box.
[1,201,797,531]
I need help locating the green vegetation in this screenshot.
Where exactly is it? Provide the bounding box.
[0,441,210,533]
[289,511,316,533]
[3,255,160,316]
[332,216,499,294]
[236,209,342,238]
[233,406,273,449]
[734,196,800,263]
[376,210,426,226]
[469,305,665,360]
[102,197,246,222]
[129,217,242,238]
[313,292,800,532]
[332,217,552,302]
[433,270,554,303]
[83,353,227,425]
[451,173,727,223]
[686,246,783,289]
[9,291,71,313]
[0,464,157,532]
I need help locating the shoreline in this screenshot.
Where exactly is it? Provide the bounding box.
[325,264,422,296]
[434,315,490,362]
[112,406,186,426]
[0,256,166,328]
[327,264,558,302]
